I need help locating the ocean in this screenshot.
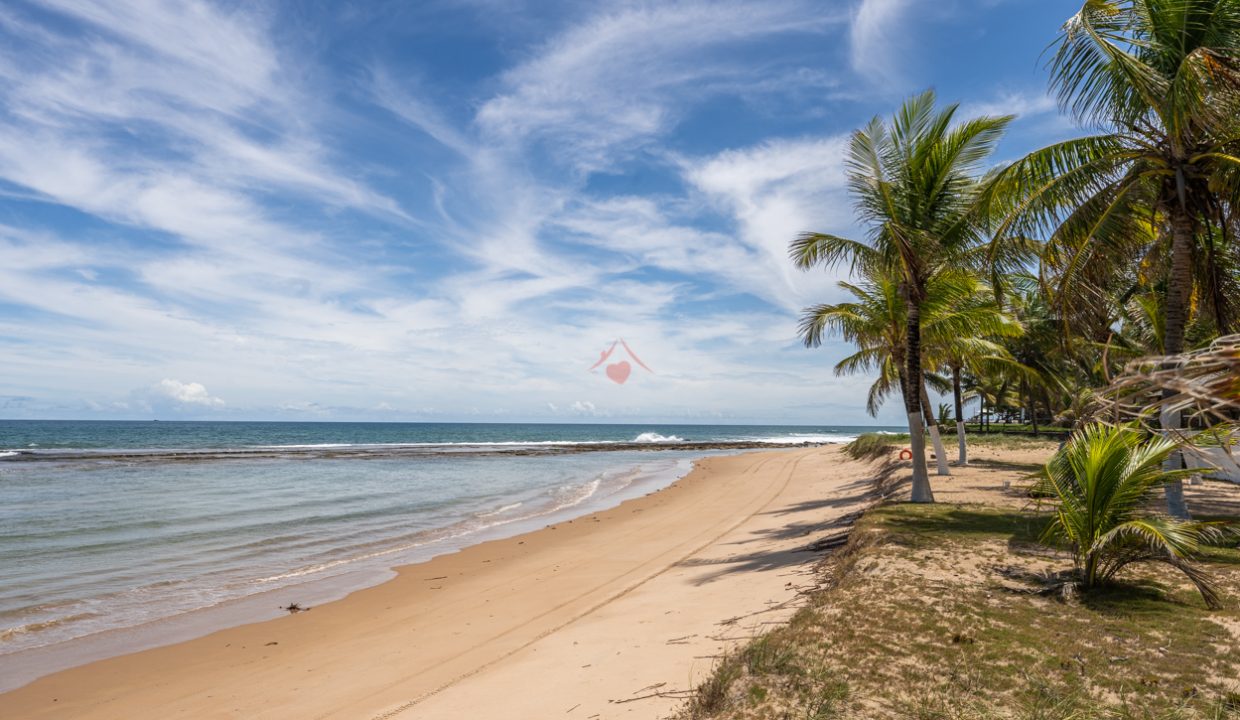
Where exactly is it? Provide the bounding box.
[0,420,894,687]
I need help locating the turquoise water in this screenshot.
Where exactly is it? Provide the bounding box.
[0,420,871,453]
[0,421,892,674]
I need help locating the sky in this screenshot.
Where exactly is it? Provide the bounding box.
[0,0,1083,425]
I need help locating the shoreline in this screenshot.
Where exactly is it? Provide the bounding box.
[0,445,875,719]
[0,452,706,689]
[0,439,834,464]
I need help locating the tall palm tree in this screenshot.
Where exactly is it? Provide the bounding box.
[968,369,1027,431]
[990,0,1240,516]
[799,270,906,420]
[793,91,1013,502]
[925,279,1024,465]
[799,268,1021,475]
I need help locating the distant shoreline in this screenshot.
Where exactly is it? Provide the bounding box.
[0,439,833,464]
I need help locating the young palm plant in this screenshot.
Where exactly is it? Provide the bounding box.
[1038,423,1224,608]
[792,91,1013,502]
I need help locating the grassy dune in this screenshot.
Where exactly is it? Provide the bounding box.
[676,450,1240,719]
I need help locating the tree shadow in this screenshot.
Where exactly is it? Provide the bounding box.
[875,506,1051,545]
[677,543,822,585]
[968,458,1045,474]
[1078,581,1198,616]
[676,474,880,585]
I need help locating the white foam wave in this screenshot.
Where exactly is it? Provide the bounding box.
[475,502,523,518]
[632,432,684,443]
[0,451,18,458]
[748,434,856,444]
[259,443,355,449]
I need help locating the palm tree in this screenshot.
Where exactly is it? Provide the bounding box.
[799,267,1020,475]
[966,372,1017,432]
[936,402,953,429]
[924,277,1024,465]
[793,91,1013,502]
[1038,423,1223,608]
[991,0,1240,516]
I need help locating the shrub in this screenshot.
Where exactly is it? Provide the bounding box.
[1037,423,1227,608]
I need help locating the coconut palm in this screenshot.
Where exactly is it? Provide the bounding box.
[925,278,1025,465]
[799,270,904,419]
[799,267,1021,475]
[990,0,1240,515]
[1038,422,1224,608]
[792,91,1013,502]
[966,372,1018,432]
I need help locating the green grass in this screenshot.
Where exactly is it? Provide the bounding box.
[846,430,1063,457]
[844,433,906,461]
[956,431,1065,451]
[970,422,1073,436]
[675,503,1240,719]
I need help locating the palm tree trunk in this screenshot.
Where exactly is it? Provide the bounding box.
[904,294,934,503]
[1028,383,1039,436]
[921,383,951,476]
[1082,551,1099,590]
[953,365,967,466]
[1162,204,1193,518]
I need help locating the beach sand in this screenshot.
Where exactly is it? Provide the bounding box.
[0,445,877,719]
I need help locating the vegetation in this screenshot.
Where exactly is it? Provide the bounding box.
[1037,423,1226,607]
[986,0,1240,516]
[731,6,1240,718]
[792,0,1240,509]
[676,466,1240,719]
[791,90,1016,501]
[842,432,902,462]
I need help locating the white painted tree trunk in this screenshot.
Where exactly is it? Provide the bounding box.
[1160,405,1189,518]
[926,423,951,476]
[920,384,951,476]
[956,420,968,466]
[907,412,934,502]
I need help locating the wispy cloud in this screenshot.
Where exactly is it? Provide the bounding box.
[849,0,911,84]
[960,89,1057,120]
[680,136,855,309]
[476,1,840,173]
[0,0,1072,424]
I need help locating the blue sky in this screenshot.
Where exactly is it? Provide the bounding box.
[0,0,1081,424]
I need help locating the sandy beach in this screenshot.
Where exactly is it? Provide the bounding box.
[0,445,876,719]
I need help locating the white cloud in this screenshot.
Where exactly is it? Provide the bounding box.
[849,0,910,83]
[960,90,1057,120]
[680,135,855,309]
[370,67,473,157]
[152,379,225,407]
[0,1,916,426]
[476,1,840,173]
